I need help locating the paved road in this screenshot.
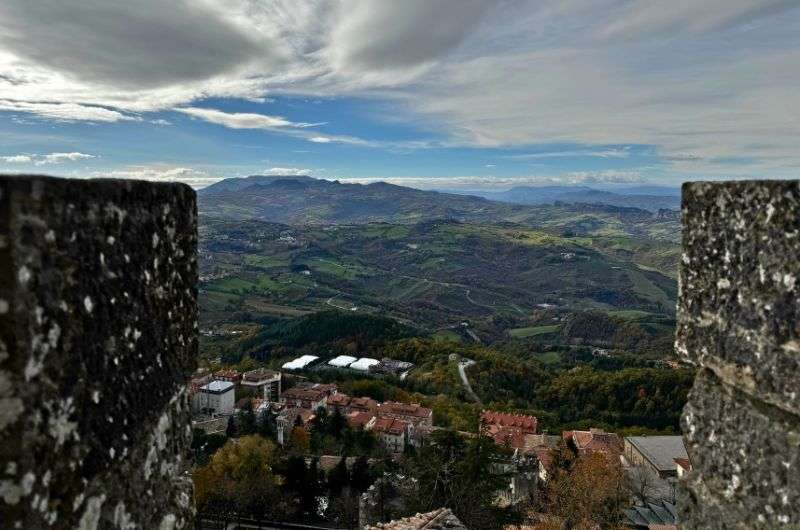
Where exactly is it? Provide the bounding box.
[458,359,481,404]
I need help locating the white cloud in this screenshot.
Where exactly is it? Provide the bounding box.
[0,100,135,122]
[90,165,222,188]
[176,107,319,130]
[505,148,631,160]
[335,171,644,190]
[0,0,799,180]
[264,167,312,176]
[35,152,96,165]
[1,154,32,163]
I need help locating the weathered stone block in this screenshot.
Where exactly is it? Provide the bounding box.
[676,180,800,416]
[680,370,800,529]
[0,176,197,528]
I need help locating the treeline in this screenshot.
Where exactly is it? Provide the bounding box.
[560,311,675,357]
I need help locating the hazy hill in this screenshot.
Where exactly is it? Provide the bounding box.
[199,176,679,241]
[457,185,680,211]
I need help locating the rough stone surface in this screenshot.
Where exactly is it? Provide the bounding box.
[0,175,197,528]
[677,180,800,528]
[677,180,800,416]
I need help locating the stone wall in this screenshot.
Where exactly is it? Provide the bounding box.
[0,176,197,529]
[677,181,800,528]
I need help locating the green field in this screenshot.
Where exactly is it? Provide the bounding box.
[508,324,561,338]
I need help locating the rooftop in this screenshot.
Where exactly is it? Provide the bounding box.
[481,410,538,433]
[371,508,466,530]
[380,401,433,419]
[626,436,688,472]
[200,380,234,393]
[242,368,281,382]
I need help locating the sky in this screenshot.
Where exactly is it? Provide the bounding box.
[0,0,799,190]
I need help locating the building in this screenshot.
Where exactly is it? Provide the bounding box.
[369,508,466,530]
[189,369,212,394]
[369,416,410,453]
[281,386,328,411]
[326,393,379,415]
[624,500,678,529]
[563,428,623,460]
[624,436,689,479]
[377,401,433,428]
[481,411,538,451]
[369,358,415,377]
[240,368,281,401]
[276,407,315,445]
[674,457,692,479]
[347,411,376,430]
[213,368,242,386]
[192,380,235,416]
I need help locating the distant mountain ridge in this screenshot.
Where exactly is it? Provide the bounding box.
[446,185,680,211]
[199,175,677,227]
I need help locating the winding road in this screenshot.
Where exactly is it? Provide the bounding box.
[458,358,481,404]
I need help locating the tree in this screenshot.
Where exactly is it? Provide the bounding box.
[402,429,512,530]
[350,455,372,492]
[327,457,350,497]
[626,465,662,505]
[290,426,310,453]
[226,415,237,438]
[544,452,628,530]
[193,435,282,517]
[328,486,360,530]
[258,410,276,440]
[238,400,257,436]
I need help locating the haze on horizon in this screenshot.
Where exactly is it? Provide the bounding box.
[1,0,799,190]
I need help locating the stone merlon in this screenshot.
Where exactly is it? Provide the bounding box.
[0,175,198,529]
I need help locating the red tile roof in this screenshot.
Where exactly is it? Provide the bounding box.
[379,401,432,419]
[674,457,691,471]
[564,428,622,458]
[481,411,538,433]
[372,417,408,436]
[347,411,376,429]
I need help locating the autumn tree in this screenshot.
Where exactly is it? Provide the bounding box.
[544,452,628,530]
[193,435,283,518]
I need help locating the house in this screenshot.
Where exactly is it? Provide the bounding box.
[674,457,692,479]
[369,416,410,453]
[347,411,376,430]
[624,436,689,479]
[281,386,328,411]
[378,401,433,428]
[481,411,538,452]
[326,392,352,414]
[189,369,212,395]
[624,500,678,529]
[192,380,235,416]
[213,368,242,386]
[276,407,315,445]
[349,396,379,414]
[369,508,466,530]
[563,428,623,460]
[240,368,282,401]
[523,434,560,481]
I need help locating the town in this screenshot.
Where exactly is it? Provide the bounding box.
[189,363,687,529]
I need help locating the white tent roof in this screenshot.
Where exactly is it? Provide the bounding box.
[350,357,379,371]
[282,355,319,370]
[328,355,357,367]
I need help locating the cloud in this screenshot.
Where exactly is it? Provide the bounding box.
[0,0,269,90]
[1,154,32,163]
[176,107,320,130]
[505,148,632,160]
[89,165,222,188]
[0,152,96,165]
[335,170,644,190]
[264,167,312,176]
[0,100,136,122]
[0,0,799,180]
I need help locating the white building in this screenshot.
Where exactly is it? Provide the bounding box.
[193,380,235,416]
[350,357,379,371]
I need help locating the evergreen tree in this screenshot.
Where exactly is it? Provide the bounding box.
[225,415,237,438]
[349,455,372,492]
[327,457,350,497]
